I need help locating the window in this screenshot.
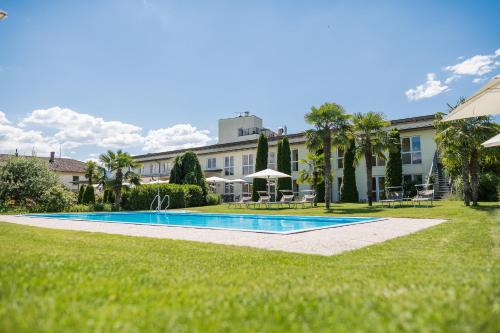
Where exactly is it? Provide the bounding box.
[371,153,386,167]
[402,136,422,165]
[242,154,254,175]
[149,164,154,174]
[224,183,234,194]
[292,149,299,172]
[73,176,79,182]
[337,148,344,169]
[224,156,234,176]
[207,157,217,170]
[403,174,423,184]
[268,152,276,169]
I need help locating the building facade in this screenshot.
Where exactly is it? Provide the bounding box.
[0,152,87,192]
[133,113,437,202]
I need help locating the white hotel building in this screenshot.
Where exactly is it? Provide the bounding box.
[133,112,438,202]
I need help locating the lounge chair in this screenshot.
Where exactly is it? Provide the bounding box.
[228,195,252,208]
[255,191,271,208]
[269,190,295,208]
[380,186,404,208]
[294,193,316,208]
[412,185,434,207]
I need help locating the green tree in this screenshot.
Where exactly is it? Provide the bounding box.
[340,139,359,202]
[78,185,86,204]
[99,150,141,210]
[304,103,351,209]
[435,98,499,206]
[385,128,403,188]
[277,136,292,199]
[352,112,389,206]
[169,155,183,184]
[84,160,98,186]
[168,151,208,201]
[252,133,268,201]
[82,185,95,204]
[0,156,61,206]
[297,152,324,206]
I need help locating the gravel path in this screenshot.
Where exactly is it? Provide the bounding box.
[0,214,445,256]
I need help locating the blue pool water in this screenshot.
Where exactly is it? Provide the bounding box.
[27,212,383,234]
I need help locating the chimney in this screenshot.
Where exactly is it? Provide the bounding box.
[244,111,250,117]
[49,151,55,163]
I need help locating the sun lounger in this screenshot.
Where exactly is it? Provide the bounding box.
[294,193,316,208]
[380,187,404,208]
[255,191,271,208]
[228,195,252,208]
[269,190,295,208]
[411,185,434,207]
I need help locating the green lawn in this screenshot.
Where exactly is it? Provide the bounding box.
[0,201,499,332]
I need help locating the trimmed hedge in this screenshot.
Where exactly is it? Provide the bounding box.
[121,184,204,210]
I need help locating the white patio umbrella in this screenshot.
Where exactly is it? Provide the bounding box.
[443,76,500,121]
[481,133,500,147]
[205,176,227,183]
[227,178,249,197]
[245,169,291,199]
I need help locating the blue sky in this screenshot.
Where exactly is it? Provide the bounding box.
[0,0,499,160]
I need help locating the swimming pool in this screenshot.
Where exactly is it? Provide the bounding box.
[26,212,384,234]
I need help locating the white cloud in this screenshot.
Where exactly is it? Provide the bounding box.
[143,124,212,152]
[405,73,449,101]
[0,107,213,157]
[444,75,461,84]
[21,107,144,148]
[444,50,500,76]
[472,77,487,84]
[0,111,11,125]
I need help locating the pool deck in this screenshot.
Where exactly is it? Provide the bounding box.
[0,214,445,256]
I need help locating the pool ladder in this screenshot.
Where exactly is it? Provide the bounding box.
[150,194,170,212]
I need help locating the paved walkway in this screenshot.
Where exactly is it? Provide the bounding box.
[0,215,445,256]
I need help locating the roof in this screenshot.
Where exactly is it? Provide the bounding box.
[0,154,86,173]
[134,114,436,161]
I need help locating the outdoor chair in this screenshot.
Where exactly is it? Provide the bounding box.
[380,186,404,208]
[411,184,434,207]
[255,191,271,208]
[234,195,252,208]
[294,193,316,208]
[269,190,295,208]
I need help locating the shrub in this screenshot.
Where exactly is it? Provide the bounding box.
[0,156,61,205]
[252,133,268,201]
[82,185,95,204]
[341,139,359,202]
[206,193,221,205]
[68,204,94,212]
[38,186,76,212]
[478,172,499,202]
[277,136,292,199]
[78,185,86,204]
[121,184,205,210]
[169,151,209,202]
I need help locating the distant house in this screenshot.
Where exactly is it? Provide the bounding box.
[0,152,87,192]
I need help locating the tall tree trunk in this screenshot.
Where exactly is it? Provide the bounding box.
[470,149,479,206]
[365,146,373,207]
[114,168,123,210]
[461,156,471,206]
[323,132,332,209]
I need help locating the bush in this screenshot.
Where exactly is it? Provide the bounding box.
[82,185,95,204]
[478,172,499,202]
[206,193,221,205]
[37,186,76,212]
[68,204,94,212]
[0,156,61,206]
[121,184,204,210]
[78,185,86,204]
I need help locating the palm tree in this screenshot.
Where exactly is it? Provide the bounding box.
[304,103,351,209]
[297,152,324,207]
[352,112,389,207]
[99,150,141,209]
[435,98,499,206]
[84,161,98,186]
